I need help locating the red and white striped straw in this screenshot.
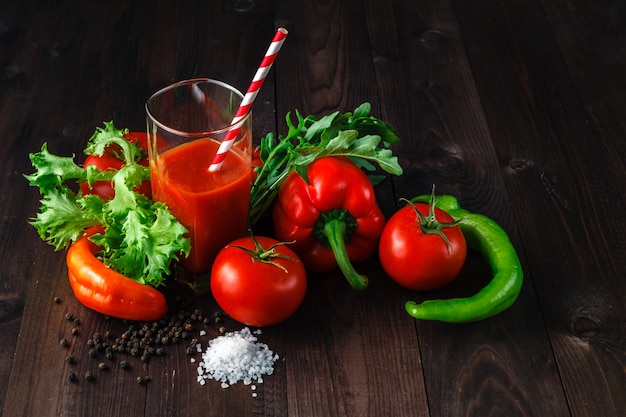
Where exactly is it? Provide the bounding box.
[209,27,288,171]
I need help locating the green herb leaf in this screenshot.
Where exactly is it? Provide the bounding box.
[29,188,103,250]
[84,121,141,165]
[24,143,88,191]
[249,102,403,225]
[26,121,189,287]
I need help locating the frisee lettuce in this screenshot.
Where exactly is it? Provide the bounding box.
[25,121,190,287]
[250,102,403,225]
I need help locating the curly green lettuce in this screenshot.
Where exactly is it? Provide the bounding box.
[25,121,189,286]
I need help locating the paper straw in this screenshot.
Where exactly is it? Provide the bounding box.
[209,27,288,171]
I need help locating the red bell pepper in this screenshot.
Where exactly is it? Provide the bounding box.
[66,226,169,321]
[272,156,385,290]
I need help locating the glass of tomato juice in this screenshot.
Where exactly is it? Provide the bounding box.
[145,78,252,281]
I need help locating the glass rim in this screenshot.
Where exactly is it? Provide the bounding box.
[145,78,251,138]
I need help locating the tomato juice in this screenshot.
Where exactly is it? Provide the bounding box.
[150,137,251,275]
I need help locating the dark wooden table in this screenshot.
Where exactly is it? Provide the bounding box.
[1,0,625,416]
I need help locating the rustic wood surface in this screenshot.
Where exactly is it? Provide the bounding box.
[1,0,624,416]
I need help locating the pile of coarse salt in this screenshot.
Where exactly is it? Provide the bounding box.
[195,327,279,389]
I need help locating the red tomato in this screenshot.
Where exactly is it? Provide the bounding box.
[379,202,467,291]
[210,236,307,327]
[80,132,151,199]
[251,146,263,182]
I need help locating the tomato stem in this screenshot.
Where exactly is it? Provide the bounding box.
[229,233,296,273]
[402,187,462,254]
[321,217,368,291]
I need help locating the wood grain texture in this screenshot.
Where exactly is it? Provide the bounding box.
[1,0,624,416]
[453,0,626,416]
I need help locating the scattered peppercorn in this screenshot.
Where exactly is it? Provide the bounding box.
[54,297,62,304]
[137,376,151,385]
[213,313,222,324]
[60,305,222,386]
[67,372,77,382]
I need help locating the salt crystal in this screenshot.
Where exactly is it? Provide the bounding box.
[195,327,279,390]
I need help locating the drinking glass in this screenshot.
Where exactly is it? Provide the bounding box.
[146,78,252,282]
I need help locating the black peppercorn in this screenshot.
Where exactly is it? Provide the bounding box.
[67,372,77,382]
[137,376,151,385]
[84,372,94,381]
[120,360,130,369]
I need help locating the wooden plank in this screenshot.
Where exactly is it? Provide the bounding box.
[0,0,85,411]
[364,0,574,416]
[452,0,626,416]
[272,1,429,415]
[2,1,278,416]
[542,0,626,202]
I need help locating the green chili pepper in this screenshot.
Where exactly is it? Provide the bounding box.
[405,194,523,323]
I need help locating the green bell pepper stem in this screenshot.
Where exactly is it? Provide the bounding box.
[405,195,523,323]
[322,218,369,291]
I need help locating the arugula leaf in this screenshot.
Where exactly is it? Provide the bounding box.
[25,122,189,287]
[249,102,403,225]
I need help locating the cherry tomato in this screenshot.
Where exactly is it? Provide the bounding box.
[379,201,467,291]
[210,236,307,327]
[79,132,151,199]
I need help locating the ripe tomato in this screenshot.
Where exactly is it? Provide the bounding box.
[79,131,151,199]
[210,236,307,327]
[379,201,467,291]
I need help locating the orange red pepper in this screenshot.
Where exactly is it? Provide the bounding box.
[66,227,168,321]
